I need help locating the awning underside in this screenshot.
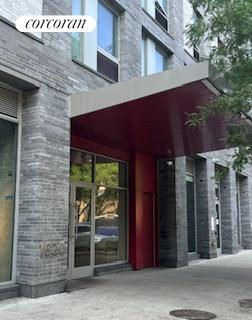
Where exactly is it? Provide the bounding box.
[71,80,228,158]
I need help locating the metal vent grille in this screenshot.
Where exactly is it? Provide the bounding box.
[0,87,19,119]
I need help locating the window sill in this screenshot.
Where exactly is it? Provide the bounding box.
[72,58,116,84]
[0,16,44,44]
[142,8,174,41]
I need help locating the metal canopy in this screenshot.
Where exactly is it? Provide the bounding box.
[70,62,228,158]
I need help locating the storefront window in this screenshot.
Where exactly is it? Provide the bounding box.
[95,188,127,264]
[95,156,127,264]
[70,150,128,266]
[70,150,94,183]
[0,119,17,282]
[96,156,127,188]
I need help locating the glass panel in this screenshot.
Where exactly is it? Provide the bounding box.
[96,156,127,188]
[157,0,168,13]
[187,179,196,253]
[215,182,220,200]
[72,0,83,61]
[236,176,241,245]
[155,48,167,73]
[74,187,92,267]
[186,175,194,182]
[141,37,147,76]
[98,1,118,57]
[215,204,221,248]
[95,188,127,265]
[70,150,93,183]
[0,119,17,282]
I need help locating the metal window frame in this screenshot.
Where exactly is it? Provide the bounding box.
[0,83,22,286]
[69,147,129,275]
[97,0,120,61]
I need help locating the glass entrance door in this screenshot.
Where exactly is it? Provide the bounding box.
[69,183,95,279]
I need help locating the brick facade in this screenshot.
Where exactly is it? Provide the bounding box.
[0,0,252,298]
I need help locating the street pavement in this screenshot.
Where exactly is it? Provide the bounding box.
[1,250,252,320]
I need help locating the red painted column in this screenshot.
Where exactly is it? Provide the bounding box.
[129,153,158,270]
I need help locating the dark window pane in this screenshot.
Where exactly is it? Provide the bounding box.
[193,47,200,61]
[97,51,118,82]
[155,8,168,30]
[70,150,93,183]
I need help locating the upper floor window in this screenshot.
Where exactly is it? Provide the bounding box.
[72,0,84,61]
[155,0,168,31]
[183,0,201,61]
[97,1,119,82]
[156,0,168,12]
[98,1,118,58]
[155,47,167,73]
[142,34,169,76]
[71,0,119,82]
[142,0,169,32]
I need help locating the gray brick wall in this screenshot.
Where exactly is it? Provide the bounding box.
[220,168,240,254]
[159,157,188,268]
[240,176,252,249]
[0,0,42,38]
[195,158,217,259]
[199,150,252,255]
[0,0,149,291]
[17,85,70,286]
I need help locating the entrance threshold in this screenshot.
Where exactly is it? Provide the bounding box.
[66,263,132,293]
[94,262,132,276]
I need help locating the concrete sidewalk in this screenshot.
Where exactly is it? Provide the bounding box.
[1,251,252,320]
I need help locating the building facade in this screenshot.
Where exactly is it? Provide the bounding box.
[0,0,252,300]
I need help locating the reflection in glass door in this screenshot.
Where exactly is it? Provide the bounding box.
[215,181,222,251]
[69,183,94,279]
